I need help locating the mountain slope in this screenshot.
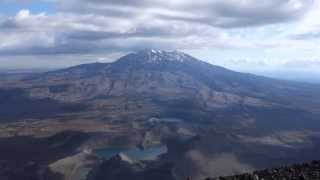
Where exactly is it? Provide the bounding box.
[0,49,319,126]
[27,50,320,106]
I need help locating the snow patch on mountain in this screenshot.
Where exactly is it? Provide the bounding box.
[137,49,194,63]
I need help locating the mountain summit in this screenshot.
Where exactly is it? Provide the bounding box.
[129,49,195,63]
[117,49,197,64]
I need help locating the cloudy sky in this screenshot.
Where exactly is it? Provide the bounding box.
[0,0,319,81]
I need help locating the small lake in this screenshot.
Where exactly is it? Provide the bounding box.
[95,144,168,161]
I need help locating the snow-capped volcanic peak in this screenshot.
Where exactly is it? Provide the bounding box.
[115,49,200,66]
[137,49,194,63]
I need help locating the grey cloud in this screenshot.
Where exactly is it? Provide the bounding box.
[0,7,214,55]
[0,29,181,56]
[284,59,320,68]
[0,19,20,30]
[0,0,315,57]
[289,32,320,40]
[0,42,100,55]
[161,0,311,28]
[64,26,198,41]
[57,0,313,28]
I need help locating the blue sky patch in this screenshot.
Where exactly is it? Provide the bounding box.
[0,1,54,15]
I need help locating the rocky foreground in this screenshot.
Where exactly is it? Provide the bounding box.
[205,160,320,180]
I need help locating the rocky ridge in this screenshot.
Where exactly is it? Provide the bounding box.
[205,160,320,180]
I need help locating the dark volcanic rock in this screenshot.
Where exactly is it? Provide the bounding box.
[0,131,90,180]
[205,160,320,180]
[0,88,88,122]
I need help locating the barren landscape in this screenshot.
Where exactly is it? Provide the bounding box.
[0,50,320,180]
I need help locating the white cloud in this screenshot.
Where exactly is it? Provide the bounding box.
[0,0,319,73]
